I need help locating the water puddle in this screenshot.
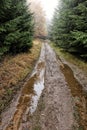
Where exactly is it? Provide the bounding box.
[30,68,45,114]
[6,61,45,130]
[60,64,87,129]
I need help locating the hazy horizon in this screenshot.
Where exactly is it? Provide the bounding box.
[27,0,59,21]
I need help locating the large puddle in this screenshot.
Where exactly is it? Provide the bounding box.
[60,64,87,130]
[6,61,45,130]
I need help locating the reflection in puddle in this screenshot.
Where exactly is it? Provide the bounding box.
[6,62,45,130]
[30,68,45,114]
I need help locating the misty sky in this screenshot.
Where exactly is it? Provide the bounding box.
[40,0,58,20]
[27,0,59,20]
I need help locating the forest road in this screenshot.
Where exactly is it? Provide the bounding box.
[0,43,76,130]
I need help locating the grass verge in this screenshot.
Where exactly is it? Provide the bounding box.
[50,42,87,73]
[0,39,41,114]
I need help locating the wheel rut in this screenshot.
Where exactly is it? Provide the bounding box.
[0,42,80,130]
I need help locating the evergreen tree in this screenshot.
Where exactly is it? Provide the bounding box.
[50,0,87,59]
[0,0,34,57]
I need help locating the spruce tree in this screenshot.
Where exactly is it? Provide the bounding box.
[0,0,34,57]
[50,0,87,59]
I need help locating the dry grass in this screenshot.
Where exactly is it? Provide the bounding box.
[0,39,41,113]
[50,43,87,73]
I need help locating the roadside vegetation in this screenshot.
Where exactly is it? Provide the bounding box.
[51,43,87,73]
[0,0,46,114]
[49,0,87,60]
[0,40,41,114]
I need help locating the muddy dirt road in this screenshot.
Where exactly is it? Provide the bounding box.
[1,42,86,130]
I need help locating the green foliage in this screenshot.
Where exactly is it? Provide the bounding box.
[0,0,34,57]
[50,0,87,59]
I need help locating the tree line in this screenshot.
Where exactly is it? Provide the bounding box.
[50,0,87,59]
[0,0,34,58]
[0,0,47,59]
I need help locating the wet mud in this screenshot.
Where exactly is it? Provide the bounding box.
[0,44,45,130]
[6,65,45,129]
[28,43,76,130]
[0,42,87,130]
[60,64,87,130]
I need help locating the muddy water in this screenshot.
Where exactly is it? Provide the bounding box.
[0,44,45,130]
[60,64,87,130]
[6,66,45,129]
[30,62,45,114]
[1,42,87,130]
[7,62,45,130]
